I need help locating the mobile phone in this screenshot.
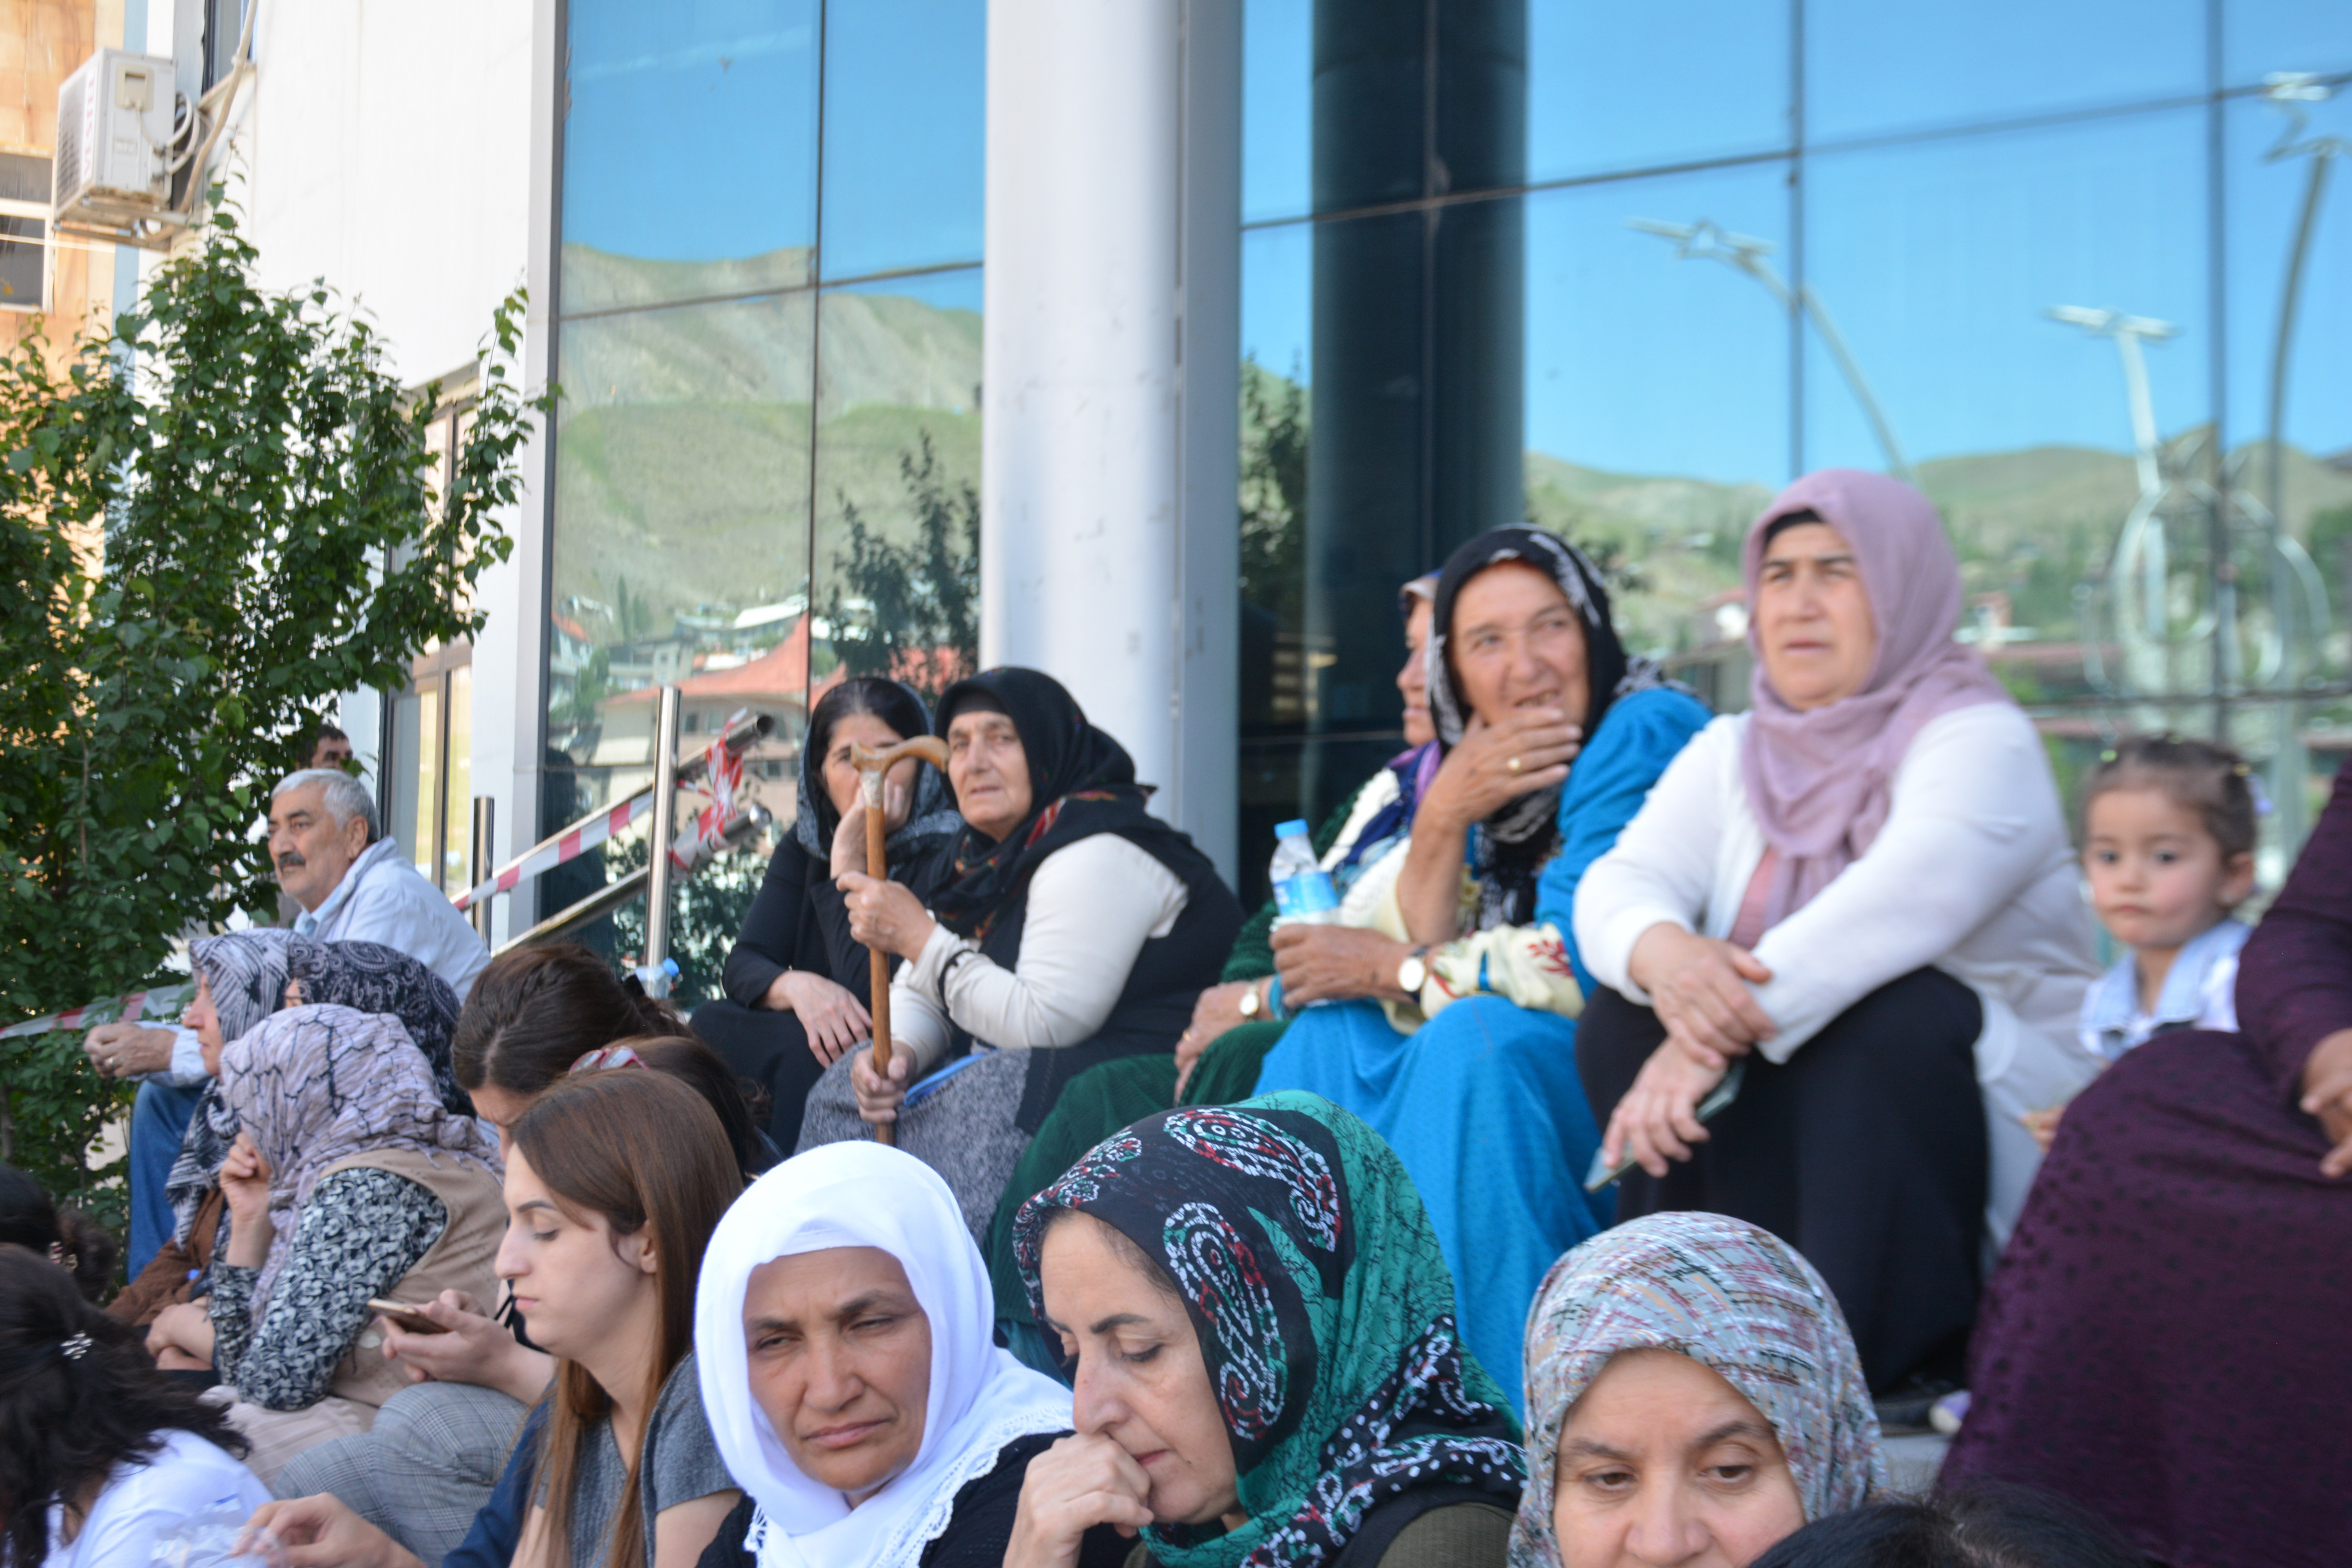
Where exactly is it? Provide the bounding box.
[1584,1058,1748,1193]
[367,1297,448,1335]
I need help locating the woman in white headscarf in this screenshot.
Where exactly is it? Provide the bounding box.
[693,1143,1129,1568]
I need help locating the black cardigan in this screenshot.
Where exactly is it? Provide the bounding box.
[721,835,901,1009]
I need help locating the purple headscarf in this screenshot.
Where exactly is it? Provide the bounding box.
[1740,470,2011,930]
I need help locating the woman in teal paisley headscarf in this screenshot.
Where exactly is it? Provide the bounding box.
[1001,1093,1524,1568]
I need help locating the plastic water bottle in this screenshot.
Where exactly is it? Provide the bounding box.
[1269,819,1340,926]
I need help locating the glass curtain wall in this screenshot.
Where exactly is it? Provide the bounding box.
[544,0,984,994]
[1240,0,2352,899]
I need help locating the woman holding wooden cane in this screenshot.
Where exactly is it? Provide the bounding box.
[807,668,1240,1242]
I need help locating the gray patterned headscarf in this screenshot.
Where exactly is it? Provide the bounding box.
[286,941,466,1113]
[219,1003,502,1319]
[165,937,470,1247]
[165,934,300,1245]
[1507,1214,1885,1568]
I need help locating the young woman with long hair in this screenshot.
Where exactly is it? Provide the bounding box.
[256,1071,745,1568]
[278,954,769,1568]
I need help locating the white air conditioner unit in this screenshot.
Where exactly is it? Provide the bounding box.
[53,49,186,249]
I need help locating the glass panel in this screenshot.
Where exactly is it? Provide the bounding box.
[1523,162,1792,671]
[1238,221,1314,890]
[1243,0,1312,224]
[561,0,820,314]
[818,0,986,280]
[809,267,983,721]
[1803,109,2212,716]
[412,686,442,881]
[2225,2,2352,87]
[1805,0,2204,145]
[387,690,423,869]
[443,666,474,895]
[0,215,43,310]
[547,290,818,824]
[1527,0,1791,183]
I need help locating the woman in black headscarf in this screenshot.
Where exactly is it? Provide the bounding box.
[1253,526,1713,1405]
[796,667,1242,1240]
[697,677,962,1144]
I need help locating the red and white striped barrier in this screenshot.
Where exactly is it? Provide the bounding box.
[2,983,196,1040]
[450,790,657,912]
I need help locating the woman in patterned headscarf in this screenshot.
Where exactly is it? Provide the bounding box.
[119,938,465,1336]
[1253,528,1712,1404]
[1510,1214,1883,1568]
[205,1004,504,1483]
[1005,1093,1525,1568]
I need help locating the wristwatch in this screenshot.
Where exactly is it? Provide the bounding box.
[1238,980,1265,1019]
[1395,946,1431,997]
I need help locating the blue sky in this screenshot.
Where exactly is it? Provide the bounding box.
[1240,0,2352,483]
[562,1,2352,484]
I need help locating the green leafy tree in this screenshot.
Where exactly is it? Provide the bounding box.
[0,204,550,1221]
[825,431,980,703]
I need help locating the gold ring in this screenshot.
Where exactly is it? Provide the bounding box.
[1506,755,1522,775]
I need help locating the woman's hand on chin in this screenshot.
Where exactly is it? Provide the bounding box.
[1421,708,1582,829]
[1603,1037,1729,1179]
[1626,923,1777,1069]
[838,871,937,962]
[218,1132,276,1268]
[1005,1433,1156,1568]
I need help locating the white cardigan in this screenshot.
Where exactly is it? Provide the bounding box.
[1574,703,2103,1244]
[892,834,1189,1075]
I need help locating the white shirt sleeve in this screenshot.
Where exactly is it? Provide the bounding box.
[1746,705,2069,1062]
[1573,718,1742,999]
[57,1434,272,1568]
[156,1025,208,1088]
[889,836,1189,1074]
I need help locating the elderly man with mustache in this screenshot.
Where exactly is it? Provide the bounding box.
[90,767,490,1276]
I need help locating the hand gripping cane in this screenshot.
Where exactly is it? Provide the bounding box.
[847,736,951,1147]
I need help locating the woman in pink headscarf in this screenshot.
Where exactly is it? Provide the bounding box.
[1570,470,2100,1403]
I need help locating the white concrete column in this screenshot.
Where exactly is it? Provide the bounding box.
[981,0,1242,880]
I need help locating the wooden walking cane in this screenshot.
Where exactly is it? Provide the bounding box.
[848,736,950,1148]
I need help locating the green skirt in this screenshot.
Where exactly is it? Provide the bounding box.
[985,1019,1287,1360]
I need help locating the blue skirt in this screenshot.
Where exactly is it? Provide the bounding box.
[1256,997,1610,1409]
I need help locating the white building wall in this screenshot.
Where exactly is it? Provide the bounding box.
[166,0,549,940]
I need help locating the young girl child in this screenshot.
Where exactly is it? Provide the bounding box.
[2077,735,2259,1058]
[2020,735,2259,1151]
[254,1071,745,1568]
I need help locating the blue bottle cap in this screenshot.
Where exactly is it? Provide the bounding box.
[1275,819,1310,838]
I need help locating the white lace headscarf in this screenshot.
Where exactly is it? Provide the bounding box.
[695,1142,1075,1568]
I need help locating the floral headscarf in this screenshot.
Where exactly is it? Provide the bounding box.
[1015,1093,1524,1568]
[1506,1214,1884,1568]
[220,1003,501,1321]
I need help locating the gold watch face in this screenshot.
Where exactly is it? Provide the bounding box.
[1398,956,1427,994]
[1239,985,1260,1017]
